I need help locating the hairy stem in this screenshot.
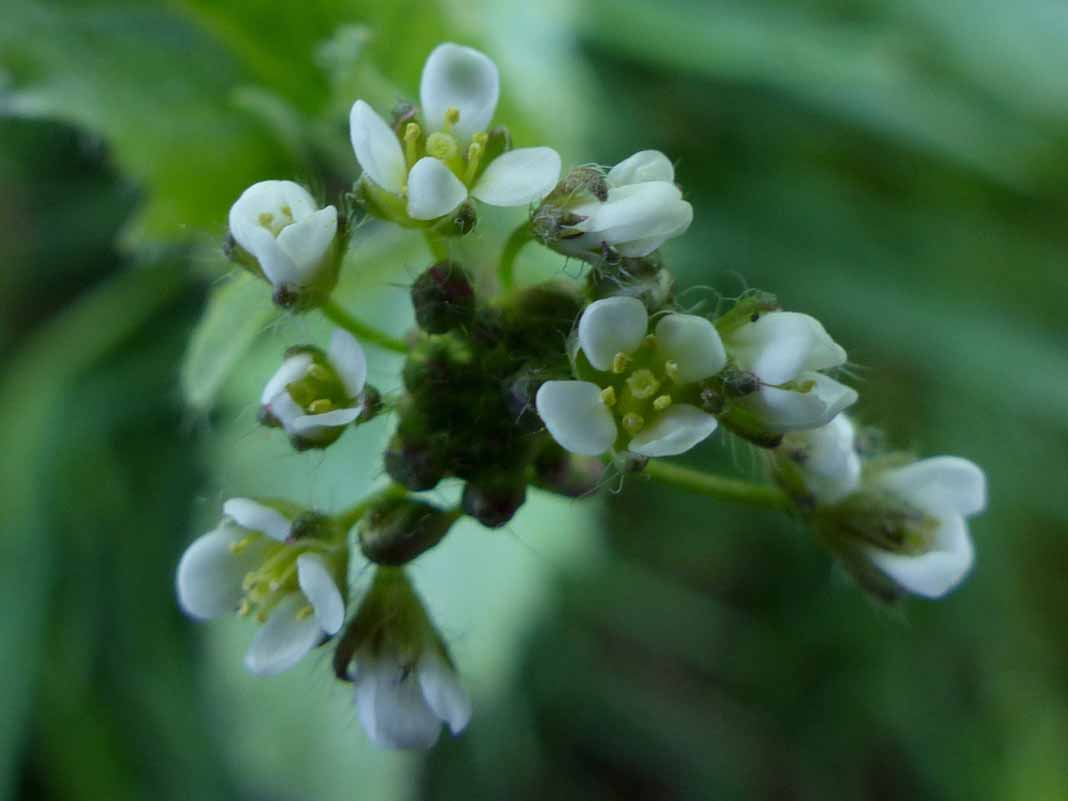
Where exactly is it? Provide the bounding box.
[320,299,409,353]
[498,223,533,292]
[642,459,793,512]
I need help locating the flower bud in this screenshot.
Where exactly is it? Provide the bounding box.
[461,474,527,528]
[411,260,477,334]
[227,180,341,310]
[358,497,461,566]
[383,432,447,491]
[586,251,675,312]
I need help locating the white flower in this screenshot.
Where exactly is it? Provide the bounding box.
[723,311,857,433]
[175,498,345,676]
[260,329,368,448]
[862,457,986,598]
[350,43,561,222]
[535,296,724,458]
[557,150,693,258]
[777,414,862,504]
[228,180,338,296]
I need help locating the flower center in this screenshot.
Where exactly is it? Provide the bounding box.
[592,336,677,436]
[229,537,309,622]
[401,106,490,189]
[257,204,295,237]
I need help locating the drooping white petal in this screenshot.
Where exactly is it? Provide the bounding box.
[355,656,442,749]
[627,404,718,458]
[238,226,302,287]
[874,456,987,518]
[176,525,263,620]
[244,593,324,676]
[223,498,292,542]
[328,329,368,398]
[406,157,468,221]
[274,206,337,280]
[728,312,847,385]
[742,373,858,433]
[350,100,407,194]
[470,147,562,207]
[420,43,499,140]
[261,353,313,405]
[780,415,861,503]
[296,553,344,636]
[270,391,305,431]
[418,651,472,735]
[654,313,727,384]
[578,296,649,371]
[572,182,692,248]
[865,513,974,598]
[535,380,618,456]
[607,150,675,187]
[290,407,362,435]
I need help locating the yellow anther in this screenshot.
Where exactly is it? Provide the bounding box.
[426,131,460,162]
[296,604,315,621]
[611,352,631,374]
[622,412,645,434]
[308,398,335,414]
[443,106,461,130]
[796,378,816,393]
[664,361,680,382]
[257,212,274,227]
[464,140,484,184]
[404,122,422,167]
[307,364,332,382]
[229,535,256,554]
[653,394,673,411]
[626,369,661,400]
[281,204,293,220]
[599,386,617,407]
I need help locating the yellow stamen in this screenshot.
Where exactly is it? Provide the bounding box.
[229,535,256,554]
[611,352,631,374]
[307,364,332,382]
[296,604,315,621]
[653,394,673,411]
[600,386,617,407]
[443,106,461,131]
[280,205,293,220]
[257,212,274,228]
[464,141,484,185]
[308,399,335,414]
[404,122,422,168]
[622,413,645,434]
[664,361,680,382]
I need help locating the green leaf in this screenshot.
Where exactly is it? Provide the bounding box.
[180,271,280,413]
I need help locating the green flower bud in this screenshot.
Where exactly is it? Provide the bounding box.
[461,474,527,528]
[712,290,781,336]
[358,497,461,566]
[411,261,477,334]
[586,251,675,312]
[384,432,447,492]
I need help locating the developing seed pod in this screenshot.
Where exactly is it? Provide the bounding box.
[411,260,477,334]
[358,497,460,566]
[384,432,447,492]
[461,474,527,528]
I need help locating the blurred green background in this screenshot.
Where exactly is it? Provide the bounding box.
[3,1,1067,799]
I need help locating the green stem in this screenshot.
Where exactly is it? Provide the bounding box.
[423,231,450,261]
[498,223,533,292]
[320,299,408,353]
[642,459,793,512]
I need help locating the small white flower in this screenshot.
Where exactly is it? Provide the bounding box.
[536,296,724,458]
[350,43,561,222]
[724,311,857,433]
[558,150,693,258]
[862,457,986,598]
[777,414,862,504]
[175,498,345,676]
[261,329,368,448]
[228,180,338,296]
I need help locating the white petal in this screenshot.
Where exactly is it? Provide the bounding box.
[420,43,499,140]
[874,457,987,518]
[470,147,561,207]
[229,180,316,243]
[271,391,305,431]
[237,226,302,287]
[244,594,324,676]
[578,296,649,371]
[406,157,468,221]
[418,651,472,734]
[780,415,861,503]
[607,150,675,186]
[727,312,847,385]
[614,234,673,259]
[223,498,292,542]
[535,380,618,456]
[865,514,974,598]
[275,206,337,280]
[176,526,262,620]
[356,656,442,749]
[627,404,718,458]
[297,553,344,635]
[654,314,727,384]
[350,100,406,194]
[742,373,858,433]
[573,182,692,248]
[328,329,367,398]
[290,406,362,435]
[260,353,313,405]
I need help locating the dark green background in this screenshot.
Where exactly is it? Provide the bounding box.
[3,1,1066,799]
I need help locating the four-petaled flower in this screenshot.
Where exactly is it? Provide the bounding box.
[536,296,724,458]
[260,329,369,450]
[176,498,346,675]
[228,180,339,306]
[350,43,561,223]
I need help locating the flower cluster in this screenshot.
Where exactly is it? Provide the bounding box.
[180,40,988,752]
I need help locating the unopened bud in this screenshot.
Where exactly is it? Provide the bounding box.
[586,252,675,312]
[358,497,460,565]
[713,291,781,336]
[411,261,477,334]
[461,475,527,528]
[384,432,446,491]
